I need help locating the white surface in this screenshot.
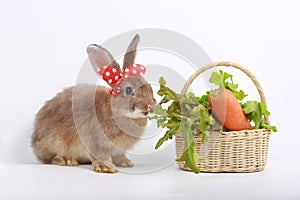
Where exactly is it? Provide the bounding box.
[1,162,300,200]
[1,0,300,199]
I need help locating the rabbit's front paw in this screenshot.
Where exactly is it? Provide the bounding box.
[93,161,118,173]
[112,155,134,167]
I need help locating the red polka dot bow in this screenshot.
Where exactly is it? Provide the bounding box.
[98,64,146,96]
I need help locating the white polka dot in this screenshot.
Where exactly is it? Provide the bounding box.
[115,75,119,80]
[133,64,137,68]
[106,71,110,76]
[140,72,143,76]
[103,66,107,69]
[140,66,144,70]
[133,70,137,74]
[108,79,112,83]
[124,75,128,78]
[125,68,129,72]
[112,68,117,73]
[120,74,123,76]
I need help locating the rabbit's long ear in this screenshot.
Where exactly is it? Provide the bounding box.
[123,34,140,71]
[86,44,121,75]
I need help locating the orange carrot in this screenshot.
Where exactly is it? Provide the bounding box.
[208,88,251,131]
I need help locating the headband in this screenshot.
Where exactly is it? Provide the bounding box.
[98,64,146,96]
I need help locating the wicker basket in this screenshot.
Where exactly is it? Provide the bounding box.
[176,61,272,173]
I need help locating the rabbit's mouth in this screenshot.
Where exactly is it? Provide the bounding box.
[132,110,149,118]
[142,112,148,116]
[121,108,150,118]
[127,103,150,118]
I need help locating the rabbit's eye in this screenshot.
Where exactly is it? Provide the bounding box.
[125,87,134,96]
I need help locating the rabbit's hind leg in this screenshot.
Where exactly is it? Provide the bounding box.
[66,157,80,166]
[51,155,66,166]
[51,156,79,166]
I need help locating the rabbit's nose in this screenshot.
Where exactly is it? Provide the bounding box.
[148,104,155,113]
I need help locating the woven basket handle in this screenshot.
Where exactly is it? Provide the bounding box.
[181,61,270,125]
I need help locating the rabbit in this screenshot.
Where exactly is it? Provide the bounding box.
[31,34,156,173]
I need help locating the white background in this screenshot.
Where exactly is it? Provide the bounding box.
[1,0,300,199]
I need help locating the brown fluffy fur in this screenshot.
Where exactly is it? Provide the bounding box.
[31,35,156,173]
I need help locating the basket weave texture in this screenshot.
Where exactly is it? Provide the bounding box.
[176,61,272,173]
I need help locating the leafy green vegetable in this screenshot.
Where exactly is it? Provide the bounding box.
[176,141,201,173]
[176,117,201,174]
[210,70,248,100]
[149,77,220,173]
[242,101,277,132]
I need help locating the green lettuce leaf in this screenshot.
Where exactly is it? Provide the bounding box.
[176,141,201,174]
[209,70,248,101]
[176,118,201,174]
[242,101,277,132]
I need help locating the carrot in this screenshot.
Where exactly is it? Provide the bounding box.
[208,88,251,131]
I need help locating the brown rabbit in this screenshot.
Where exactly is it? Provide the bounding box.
[31,34,156,173]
